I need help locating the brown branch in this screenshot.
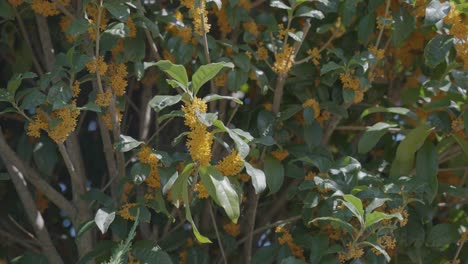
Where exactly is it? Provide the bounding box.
[34,15,55,71]
[209,203,227,264]
[236,215,301,246]
[1,147,64,263]
[0,129,76,218]
[15,12,44,76]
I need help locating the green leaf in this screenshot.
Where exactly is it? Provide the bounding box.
[131,163,151,184]
[0,0,14,20]
[66,18,89,36]
[244,162,267,194]
[426,224,459,248]
[453,135,468,162]
[0,89,12,102]
[214,120,250,158]
[103,2,130,21]
[424,0,450,25]
[115,135,143,152]
[309,217,357,235]
[199,166,240,223]
[358,14,376,45]
[124,38,146,62]
[271,0,291,9]
[416,142,438,203]
[365,212,402,228]
[264,154,285,194]
[390,125,433,177]
[181,170,211,243]
[280,257,307,264]
[80,102,102,112]
[203,94,243,104]
[157,110,184,124]
[192,62,234,95]
[144,60,189,91]
[320,62,343,75]
[360,106,413,119]
[95,209,116,234]
[104,22,127,38]
[19,89,46,110]
[76,220,96,239]
[295,6,324,19]
[288,31,303,42]
[424,35,453,68]
[82,189,114,208]
[361,242,391,262]
[196,112,218,127]
[391,7,415,46]
[148,95,182,112]
[358,122,397,153]
[342,194,364,222]
[365,198,391,214]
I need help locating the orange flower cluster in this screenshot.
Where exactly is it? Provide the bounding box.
[214,0,231,35]
[369,45,385,60]
[223,222,240,237]
[320,224,345,240]
[182,98,213,166]
[138,146,161,188]
[163,50,176,63]
[389,207,409,227]
[340,73,364,103]
[304,172,316,181]
[243,20,259,37]
[214,73,227,87]
[216,150,243,176]
[126,17,137,38]
[86,5,109,40]
[86,56,108,75]
[112,39,125,58]
[194,181,209,199]
[177,27,193,43]
[273,44,295,75]
[193,0,210,35]
[31,0,70,17]
[59,16,75,43]
[72,81,80,98]
[271,149,289,161]
[103,110,122,130]
[306,48,321,66]
[95,90,112,107]
[27,105,80,143]
[275,226,305,260]
[317,111,331,126]
[118,203,137,221]
[257,46,269,61]
[338,243,364,263]
[121,182,133,202]
[444,3,468,68]
[302,99,321,119]
[8,0,23,7]
[108,63,128,96]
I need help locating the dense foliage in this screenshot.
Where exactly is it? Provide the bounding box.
[0,0,467,263]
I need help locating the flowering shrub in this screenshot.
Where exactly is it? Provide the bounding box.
[0,0,467,263]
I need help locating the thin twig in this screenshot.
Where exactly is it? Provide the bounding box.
[15,12,44,76]
[209,203,227,264]
[452,239,465,264]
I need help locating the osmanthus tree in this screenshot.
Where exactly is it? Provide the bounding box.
[0,0,467,263]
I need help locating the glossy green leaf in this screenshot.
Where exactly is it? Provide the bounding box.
[244,162,267,194]
[203,94,243,104]
[365,212,402,228]
[115,135,143,152]
[426,224,459,248]
[358,122,397,153]
[192,62,234,95]
[103,2,130,21]
[424,35,453,68]
[130,163,151,184]
[148,95,182,112]
[416,142,438,203]
[342,194,364,221]
[95,209,116,234]
[264,154,285,194]
[199,166,240,223]
[144,60,189,90]
[361,241,391,262]
[320,62,343,75]
[424,0,450,25]
[360,106,413,119]
[309,217,356,235]
[390,125,433,177]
